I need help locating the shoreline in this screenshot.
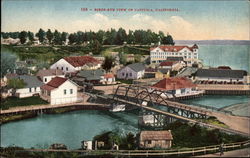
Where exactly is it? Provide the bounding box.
[0,104,109,125]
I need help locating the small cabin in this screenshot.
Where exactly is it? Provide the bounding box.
[139,130,173,149]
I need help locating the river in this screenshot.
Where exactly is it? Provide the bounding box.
[1,44,249,149]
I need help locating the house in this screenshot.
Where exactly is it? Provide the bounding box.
[139,130,173,149]
[150,44,199,66]
[126,54,135,62]
[37,69,64,83]
[117,63,145,80]
[195,69,248,82]
[50,56,101,73]
[151,77,204,98]
[10,75,44,98]
[103,73,116,84]
[76,69,105,84]
[40,77,79,105]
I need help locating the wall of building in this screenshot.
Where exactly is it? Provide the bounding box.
[50,81,78,105]
[140,140,171,149]
[196,76,244,82]
[50,59,76,73]
[41,75,65,83]
[16,87,41,98]
[117,67,144,79]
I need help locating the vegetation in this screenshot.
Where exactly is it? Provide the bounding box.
[0,52,17,77]
[102,56,115,71]
[1,96,48,110]
[197,116,228,128]
[165,121,247,148]
[2,28,175,46]
[116,79,134,84]
[0,112,37,124]
[93,131,137,150]
[7,78,26,89]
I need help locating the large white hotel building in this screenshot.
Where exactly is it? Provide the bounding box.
[150,44,199,66]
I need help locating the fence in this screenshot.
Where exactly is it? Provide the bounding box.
[16,140,250,157]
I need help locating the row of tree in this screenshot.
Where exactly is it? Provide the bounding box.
[1,28,175,45]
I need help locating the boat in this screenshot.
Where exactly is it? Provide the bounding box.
[109,104,126,112]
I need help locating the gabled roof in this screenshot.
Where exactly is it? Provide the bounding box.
[63,56,100,67]
[14,75,44,88]
[78,69,105,81]
[140,130,173,141]
[127,63,145,72]
[37,69,64,77]
[151,77,196,90]
[195,69,247,78]
[41,77,67,91]
[150,44,198,52]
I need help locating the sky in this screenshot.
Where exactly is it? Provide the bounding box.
[1,0,249,40]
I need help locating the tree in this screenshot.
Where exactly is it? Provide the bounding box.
[162,34,175,45]
[7,78,26,89]
[102,56,115,71]
[1,52,16,77]
[119,52,127,65]
[46,29,54,44]
[27,31,34,42]
[89,39,101,54]
[134,54,142,63]
[53,30,62,45]
[19,31,27,44]
[127,30,135,44]
[61,32,68,44]
[68,33,77,44]
[36,28,46,43]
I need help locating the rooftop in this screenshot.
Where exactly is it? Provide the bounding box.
[41,77,67,91]
[140,130,173,141]
[159,61,177,67]
[64,56,100,67]
[37,69,64,77]
[195,69,247,78]
[150,44,198,52]
[78,69,105,81]
[151,77,196,90]
[127,63,145,72]
[15,75,44,88]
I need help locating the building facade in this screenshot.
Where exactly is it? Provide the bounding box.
[150,44,199,66]
[40,77,78,105]
[37,69,64,83]
[117,63,145,80]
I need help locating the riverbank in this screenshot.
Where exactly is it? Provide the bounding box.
[0,104,109,125]
[219,102,250,117]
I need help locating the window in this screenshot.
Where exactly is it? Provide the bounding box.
[57,67,59,69]
[66,67,69,71]
[61,67,63,70]
[44,78,47,82]
[130,73,132,76]
[122,73,125,76]
[64,89,67,95]
[29,88,32,92]
[34,87,37,92]
[181,88,185,94]
[70,89,73,94]
[147,140,152,144]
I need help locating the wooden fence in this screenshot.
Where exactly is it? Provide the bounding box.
[15,140,250,157]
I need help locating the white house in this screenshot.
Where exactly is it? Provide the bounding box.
[151,77,204,98]
[37,69,64,84]
[50,56,101,73]
[117,63,145,80]
[103,73,116,84]
[150,44,199,66]
[11,75,44,98]
[40,77,79,105]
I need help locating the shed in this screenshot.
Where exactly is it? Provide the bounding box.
[139,130,173,149]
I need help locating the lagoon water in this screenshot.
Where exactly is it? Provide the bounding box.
[1,44,249,149]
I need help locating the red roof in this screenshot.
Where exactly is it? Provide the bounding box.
[151,77,196,90]
[64,56,100,67]
[159,61,177,67]
[41,77,67,91]
[150,44,198,52]
[104,73,115,79]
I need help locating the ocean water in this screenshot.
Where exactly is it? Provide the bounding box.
[198,45,249,72]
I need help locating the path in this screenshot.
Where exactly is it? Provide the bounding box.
[198,147,250,157]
